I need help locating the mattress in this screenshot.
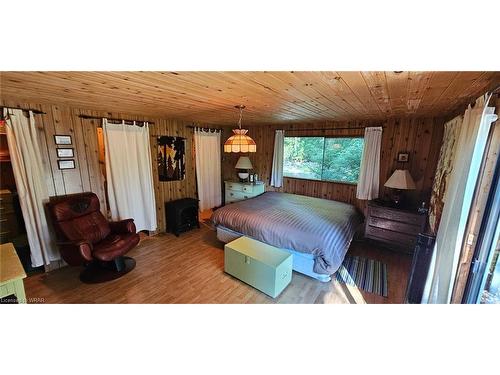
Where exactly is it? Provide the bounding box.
[211,191,362,275]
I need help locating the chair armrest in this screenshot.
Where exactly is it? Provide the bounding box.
[57,240,93,266]
[109,219,136,234]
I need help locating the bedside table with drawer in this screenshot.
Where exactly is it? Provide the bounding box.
[365,200,427,254]
[224,181,265,204]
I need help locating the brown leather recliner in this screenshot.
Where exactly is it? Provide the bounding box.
[47,192,139,283]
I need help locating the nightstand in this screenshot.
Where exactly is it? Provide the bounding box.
[365,200,427,254]
[224,181,265,204]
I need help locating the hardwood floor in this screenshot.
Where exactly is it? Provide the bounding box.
[23,223,412,304]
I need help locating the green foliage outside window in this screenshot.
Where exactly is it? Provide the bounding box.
[283,136,364,184]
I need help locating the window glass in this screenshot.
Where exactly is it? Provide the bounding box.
[283,136,364,184]
[283,137,324,180]
[322,138,364,183]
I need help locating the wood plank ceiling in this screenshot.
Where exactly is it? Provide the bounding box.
[1,71,499,125]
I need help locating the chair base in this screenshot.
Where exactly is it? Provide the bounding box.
[80,256,136,284]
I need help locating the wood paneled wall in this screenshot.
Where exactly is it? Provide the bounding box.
[222,117,445,214]
[2,95,446,228]
[0,99,197,232]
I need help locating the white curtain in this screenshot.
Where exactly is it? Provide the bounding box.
[270,130,285,188]
[103,119,157,232]
[194,128,222,211]
[422,94,498,304]
[4,108,59,267]
[356,127,382,200]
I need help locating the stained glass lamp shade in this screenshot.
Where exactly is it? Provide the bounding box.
[224,129,256,153]
[223,105,256,153]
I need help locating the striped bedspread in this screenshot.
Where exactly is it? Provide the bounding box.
[211,192,362,275]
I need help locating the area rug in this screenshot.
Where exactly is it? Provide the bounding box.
[334,256,388,297]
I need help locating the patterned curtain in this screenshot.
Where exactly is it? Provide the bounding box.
[428,115,463,234]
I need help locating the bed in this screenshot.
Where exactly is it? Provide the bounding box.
[211,191,362,282]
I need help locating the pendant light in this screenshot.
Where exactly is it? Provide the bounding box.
[223,105,256,153]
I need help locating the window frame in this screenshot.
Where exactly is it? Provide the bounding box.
[283,135,364,186]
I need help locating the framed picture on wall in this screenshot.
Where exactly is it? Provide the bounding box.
[54,135,72,145]
[56,148,74,158]
[58,159,75,170]
[397,152,409,162]
[157,136,186,181]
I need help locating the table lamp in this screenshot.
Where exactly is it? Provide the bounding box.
[384,169,416,205]
[235,156,253,182]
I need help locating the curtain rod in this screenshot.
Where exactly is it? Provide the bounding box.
[1,105,46,115]
[187,125,223,132]
[283,126,385,131]
[78,114,155,125]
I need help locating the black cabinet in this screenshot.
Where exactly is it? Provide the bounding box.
[165,198,200,236]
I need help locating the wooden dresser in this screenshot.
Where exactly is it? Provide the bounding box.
[224,181,265,204]
[0,190,20,244]
[365,200,427,254]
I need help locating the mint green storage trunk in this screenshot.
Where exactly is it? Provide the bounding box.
[224,236,293,298]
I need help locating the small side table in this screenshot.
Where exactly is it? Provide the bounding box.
[0,242,27,303]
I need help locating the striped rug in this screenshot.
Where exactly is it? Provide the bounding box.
[334,256,388,297]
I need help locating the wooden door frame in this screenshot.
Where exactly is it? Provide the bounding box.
[451,95,500,303]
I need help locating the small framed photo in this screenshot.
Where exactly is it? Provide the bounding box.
[54,135,72,145]
[56,148,74,158]
[58,159,75,170]
[397,152,409,162]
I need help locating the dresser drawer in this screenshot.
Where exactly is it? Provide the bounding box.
[247,184,265,195]
[369,205,425,226]
[241,185,254,193]
[226,190,252,203]
[0,193,14,204]
[0,212,19,244]
[367,216,422,236]
[225,181,244,192]
[224,181,266,204]
[0,201,15,214]
[0,204,14,216]
[366,225,418,252]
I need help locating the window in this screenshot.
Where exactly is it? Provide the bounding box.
[283,136,364,184]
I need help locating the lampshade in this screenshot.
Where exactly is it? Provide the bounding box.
[223,129,257,153]
[224,105,257,153]
[384,169,416,190]
[235,156,253,170]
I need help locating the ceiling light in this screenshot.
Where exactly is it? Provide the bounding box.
[223,105,256,153]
